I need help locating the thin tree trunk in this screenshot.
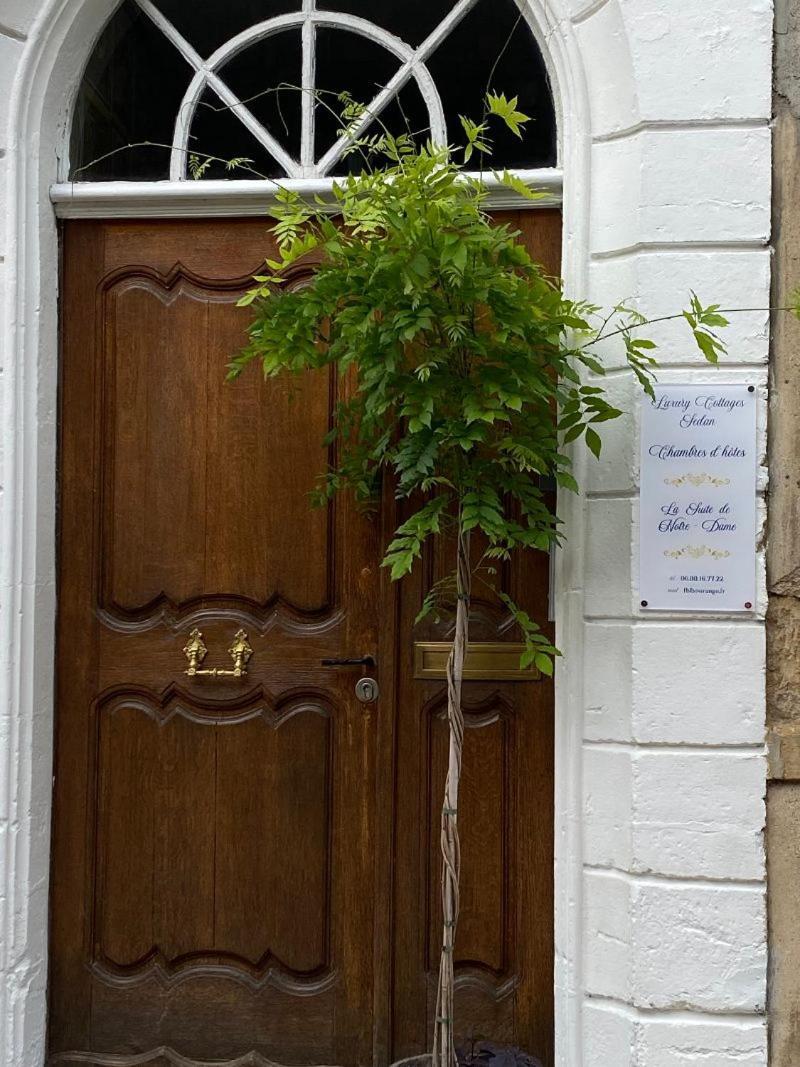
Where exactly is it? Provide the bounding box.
[432,525,471,1067]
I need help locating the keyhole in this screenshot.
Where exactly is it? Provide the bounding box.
[355,677,378,703]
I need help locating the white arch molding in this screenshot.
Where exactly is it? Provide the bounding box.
[0,1,593,1063]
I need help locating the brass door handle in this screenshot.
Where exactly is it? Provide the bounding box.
[183,628,253,678]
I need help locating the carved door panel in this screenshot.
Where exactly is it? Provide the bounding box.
[50,211,560,1067]
[50,220,380,1066]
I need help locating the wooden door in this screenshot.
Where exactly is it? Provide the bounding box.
[387,214,559,1065]
[50,219,381,1067]
[49,212,560,1067]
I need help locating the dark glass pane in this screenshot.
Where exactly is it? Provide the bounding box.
[200,30,303,177]
[428,0,556,168]
[188,87,284,180]
[153,0,301,58]
[70,0,194,180]
[316,0,456,47]
[314,26,406,165]
[324,83,433,177]
[71,0,557,181]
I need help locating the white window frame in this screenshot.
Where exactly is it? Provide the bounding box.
[50,169,563,217]
[52,0,564,217]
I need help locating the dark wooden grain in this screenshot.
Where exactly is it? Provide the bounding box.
[51,220,379,1066]
[389,211,560,1067]
[50,212,560,1067]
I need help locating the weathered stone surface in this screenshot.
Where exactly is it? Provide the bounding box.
[767,784,800,1067]
[768,4,800,1065]
[767,596,800,738]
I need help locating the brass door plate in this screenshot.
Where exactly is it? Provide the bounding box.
[413,642,541,681]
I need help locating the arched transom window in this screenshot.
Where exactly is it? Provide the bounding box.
[71,0,557,182]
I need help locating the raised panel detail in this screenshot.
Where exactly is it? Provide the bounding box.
[93,692,333,987]
[99,267,335,622]
[426,696,513,980]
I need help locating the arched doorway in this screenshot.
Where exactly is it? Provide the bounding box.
[0,2,588,1067]
[49,6,559,1066]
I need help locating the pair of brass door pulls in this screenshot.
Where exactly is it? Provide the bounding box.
[182,629,380,702]
[183,628,252,679]
[181,628,539,687]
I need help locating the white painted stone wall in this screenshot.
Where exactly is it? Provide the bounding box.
[0,0,773,1065]
[572,0,772,1062]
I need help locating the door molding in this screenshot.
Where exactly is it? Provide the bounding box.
[0,2,592,1064]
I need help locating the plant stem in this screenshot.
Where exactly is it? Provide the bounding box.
[432,523,471,1067]
[585,306,797,349]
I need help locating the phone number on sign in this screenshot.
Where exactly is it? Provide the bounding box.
[679,574,725,583]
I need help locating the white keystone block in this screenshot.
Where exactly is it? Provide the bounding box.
[584,747,632,869]
[584,623,633,742]
[632,751,766,880]
[591,128,771,253]
[632,623,765,744]
[585,498,633,618]
[638,1017,767,1066]
[584,870,632,1000]
[635,882,766,1011]
[587,250,770,369]
[583,1001,635,1066]
[619,0,771,125]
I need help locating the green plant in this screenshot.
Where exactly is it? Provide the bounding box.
[229,97,730,1067]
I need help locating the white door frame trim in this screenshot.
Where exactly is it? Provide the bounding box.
[0,1,591,1064]
[49,169,564,218]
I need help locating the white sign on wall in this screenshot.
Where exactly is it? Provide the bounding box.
[639,383,757,612]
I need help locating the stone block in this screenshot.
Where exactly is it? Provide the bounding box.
[584,869,633,1000]
[632,623,765,744]
[638,1017,767,1066]
[632,750,766,880]
[586,250,770,369]
[584,622,633,742]
[591,128,771,254]
[634,881,766,1010]
[584,497,634,618]
[584,746,633,869]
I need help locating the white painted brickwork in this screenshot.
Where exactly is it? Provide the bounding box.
[0,0,772,1064]
[569,0,771,1059]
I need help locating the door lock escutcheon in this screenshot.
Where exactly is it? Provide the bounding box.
[355,677,379,703]
[183,628,253,679]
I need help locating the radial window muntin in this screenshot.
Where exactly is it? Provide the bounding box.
[70,0,558,183]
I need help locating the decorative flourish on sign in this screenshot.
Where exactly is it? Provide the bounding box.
[663,472,731,488]
[663,545,732,561]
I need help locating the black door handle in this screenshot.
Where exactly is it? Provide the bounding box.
[321,656,376,668]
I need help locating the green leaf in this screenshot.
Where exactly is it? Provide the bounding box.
[585,427,602,459]
[563,423,585,444]
[485,92,531,137]
[693,329,725,364]
[534,652,554,677]
[555,471,579,493]
[494,169,548,202]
